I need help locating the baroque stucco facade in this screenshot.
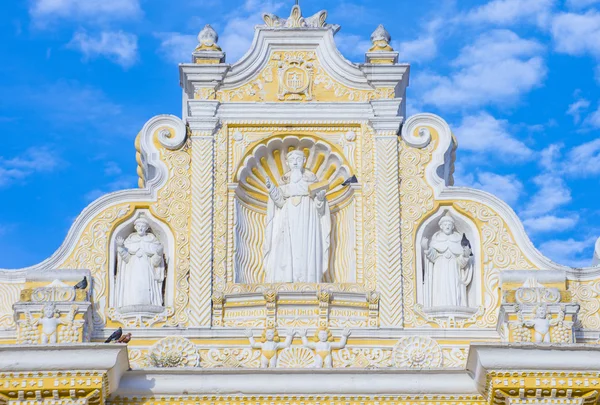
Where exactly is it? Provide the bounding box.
[2,5,600,405]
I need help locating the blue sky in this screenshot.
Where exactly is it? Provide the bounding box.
[0,0,599,269]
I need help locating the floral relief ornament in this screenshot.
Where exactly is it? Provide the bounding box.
[392,336,442,368]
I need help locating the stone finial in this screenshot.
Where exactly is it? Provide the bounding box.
[365,24,398,64]
[593,236,600,266]
[192,24,225,64]
[196,24,221,52]
[369,24,394,52]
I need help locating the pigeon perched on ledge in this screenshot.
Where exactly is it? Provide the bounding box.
[341,175,358,187]
[117,333,132,344]
[74,277,88,290]
[105,327,123,343]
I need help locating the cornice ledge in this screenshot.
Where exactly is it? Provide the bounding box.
[114,368,479,397]
[0,343,130,393]
[467,342,600,393]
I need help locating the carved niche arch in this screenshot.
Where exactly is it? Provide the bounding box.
[233,135,357,284]
[415,206,482,319]
[107,209,175,327]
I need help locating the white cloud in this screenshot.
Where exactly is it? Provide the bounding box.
[421,30,546,109]
[567,97,591,123]
[523,214,579,233]
[463,0,555,28]
[335,34,372,59]
[453,112,534,159]
[551,11,600,58]
[68,30,138,68]
[30,0,141,25]
[565,0,600,9]
[539,236,597,267]
[564,138,600,176]
[584,104,600,128]
[465,171,524,205]
[156,32,197,64]
[393,19,441,64]
[539,143,562,171]
[522,174,572,217]
[84,176,137,202]
[0,147,61,188]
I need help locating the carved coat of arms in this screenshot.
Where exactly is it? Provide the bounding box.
[277,52,315,101]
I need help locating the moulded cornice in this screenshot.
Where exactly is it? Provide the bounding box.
[114,368,479,396]
[0,114,186,274]
[0,343,130,390]
[467,343,600,393]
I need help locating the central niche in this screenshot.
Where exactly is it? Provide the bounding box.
[233,135,356,284]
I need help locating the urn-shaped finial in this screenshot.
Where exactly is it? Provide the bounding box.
[196,24,221,51]
[369,24,394,52]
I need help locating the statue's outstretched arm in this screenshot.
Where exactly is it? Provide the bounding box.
[332,329,351,349]
[280,332,294,349]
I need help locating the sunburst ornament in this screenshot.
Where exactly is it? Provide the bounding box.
[392,336,442,368]
[236,135,354,210]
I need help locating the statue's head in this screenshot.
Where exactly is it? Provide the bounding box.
[536,305,547,318]
[43,303,55,318]
[438,212,455,235]
[134,217,150,235]
[262,327,280,342]
[315,326,333,342]
[286,150,306,171]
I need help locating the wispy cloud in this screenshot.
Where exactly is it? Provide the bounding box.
[393,19,441,64]
[522,174,572,217]
[68,30,138,68]
[156,32,197,64]
[523,214,579,233]
[453,112,534,160]
[566,0,600,8]
[420,30,546,109]
[30,0,142,26]
[551,10,600,78]
[0,147,61,188]
[462,0,556,28]
[567,97,591,124]
[539,236,597,267]
[334,33,371,60]
[457,170,524,205]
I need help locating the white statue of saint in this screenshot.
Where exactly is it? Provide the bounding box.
[421,212,473,307]
[115,217,165,308]
[263,150,331,283]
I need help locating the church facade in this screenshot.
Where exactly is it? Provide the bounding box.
[1,4,600,405]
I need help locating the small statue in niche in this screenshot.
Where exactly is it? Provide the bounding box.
[115,216,165,308]
[26,303,71,344]
[298,327,351,368]
[523,304,560,343]
[263,150,331,283]
[421,212,473,307]
[245,327,295,368]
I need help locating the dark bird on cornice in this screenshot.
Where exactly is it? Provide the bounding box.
[105,327,123,343]
[74,277,88,290]
[341,175,358,187]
